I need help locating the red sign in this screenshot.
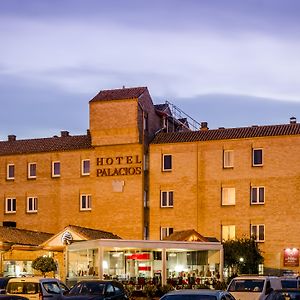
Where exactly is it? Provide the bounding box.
[284,248,299,267]
[126,253,150,260]
[138,266,151,271]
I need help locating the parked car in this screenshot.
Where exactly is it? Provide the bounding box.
[64,280,128,300]
[6,277,69,300]
[160,289,236,300]
[0,295,29,300]
[227,276,282,300]
[0,278,14,294]
[280,278,300,289]
[265,289,300,300]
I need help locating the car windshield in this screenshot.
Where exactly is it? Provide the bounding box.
[267,291,300,300]
[281,280,299,288]
[228,279,265,292]
[70,282,106,295]
[7,282,40,294]
[163,295,217,300]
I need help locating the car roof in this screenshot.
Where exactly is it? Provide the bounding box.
[8,277,60,282]
[165,289,226,296]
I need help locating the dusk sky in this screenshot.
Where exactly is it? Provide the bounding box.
[1,0,300,140]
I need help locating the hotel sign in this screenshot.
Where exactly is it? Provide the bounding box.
[284,248,299,267]
[96,155,142,177]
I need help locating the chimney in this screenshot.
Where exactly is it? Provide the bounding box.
[200,122,208,131]
[61,131,69,137]
[8,135,16,142]
[290,116,297,124]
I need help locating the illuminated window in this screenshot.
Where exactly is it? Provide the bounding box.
[160,191,174,207]
[253,148,263,166]
[162,154,172,171]
[222,225,236,241]
[251,186,265,204]
[81,159,90,176]
[5,198,16,213]
[80,194,91,211]
[251,224,265,242]
[223,150,234,168]
[7,164,15,180]
[160,227,173,240]
[52,161,60,177]
[222,187,236,205]
[28,163,37,179]
[27,197,38,213]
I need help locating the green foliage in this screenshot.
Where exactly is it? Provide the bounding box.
[159,284,174,295]
[142,283,158,299]
[223,237,264,275]
[212,280,227,290]
[194,283,210,289]
[32,256,57,277]
[124,284,135,299]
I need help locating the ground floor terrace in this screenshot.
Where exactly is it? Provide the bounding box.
[66,239,223,287]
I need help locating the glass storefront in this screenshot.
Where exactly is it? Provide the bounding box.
[3,260,33,277]
[67,240,223,285]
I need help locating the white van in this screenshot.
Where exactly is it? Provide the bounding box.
[6,277,69,300]
[227,276,282,300]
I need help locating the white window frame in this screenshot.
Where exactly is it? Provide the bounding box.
[5,198,16,213]
[162,154,172,172]
[160,191,174,208]
[253,148,263,166]
[52,161,61,177]
[251,186,265,204]
[160,227,174,240]
[81,159,90,176]
[27,197,38,213]
[80,194,92,211]
[28,162,37,179]
[223,150,234,168]
[7,164,15,180]
[222,187,236,205]
[222,225,236,241]
[251,224,265,242]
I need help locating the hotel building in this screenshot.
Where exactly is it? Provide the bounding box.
[0,86,299,277]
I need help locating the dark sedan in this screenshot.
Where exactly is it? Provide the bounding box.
[160,289,236,300]
[265,289,300,300]
[64,280,128,300]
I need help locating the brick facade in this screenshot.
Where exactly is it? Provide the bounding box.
[0,86,299,275]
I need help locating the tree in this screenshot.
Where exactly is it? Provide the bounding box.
[32,256,57,277]
[223,237,264,276]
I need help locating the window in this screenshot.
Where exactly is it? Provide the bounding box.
[80,194,91,211]
[7,164,15,180]
[52,161,60,177]
[253,148,263,166]
[251,224,265,242]
[143,114,148,131]
[5,198,16,213]
[27,197,38,213]
[144,190,148,208]
[162,154,172,171]
[28,163,37,179]
[81,159,90,176]
[160,227,173,240]
[251,186,265,204]
[222,225,236,241]
[223,150,234,168]
[222,187,236,205]
[160,191,174,207]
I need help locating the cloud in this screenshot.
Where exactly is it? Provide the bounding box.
[1,14,300,102]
